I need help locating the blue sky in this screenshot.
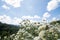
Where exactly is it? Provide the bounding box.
[0,0,60,25]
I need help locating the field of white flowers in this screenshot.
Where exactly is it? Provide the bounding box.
[0,19,60,40]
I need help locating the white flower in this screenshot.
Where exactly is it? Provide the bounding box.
[10,34,15,38]
[4,36,7,39]
[58,39,60,40]
[34,36,40,40]
[38,25,46,31]
[0,36,1,39]
[26,27,31,30]
[39,30,46,39]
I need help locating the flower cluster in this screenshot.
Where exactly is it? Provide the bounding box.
[0,20,60,40]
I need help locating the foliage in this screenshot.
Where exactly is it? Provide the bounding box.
[0,22,20,40]
[13,19,40,40]
[50,20,60,25]
[0,20,60,40]
[38,25,59,40]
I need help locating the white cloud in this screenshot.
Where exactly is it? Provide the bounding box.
[52,17,57,21]
[2,0,23,8]
[52,17,59,21]
[2,4,10,9]
[12,17,22,25]
[34,15,40,19]
[22,16,33,19]
[47,0,60,11]
[42,12,51,22]
[0,15,22,25]
[0,15,12,24]
[0,15,40,25]
[43,12,51,18]
[21,15,40,19]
